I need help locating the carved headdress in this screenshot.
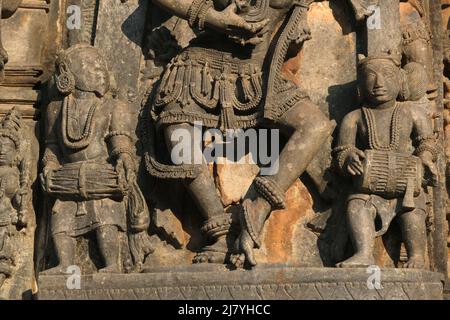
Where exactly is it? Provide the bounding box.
[55,43,110,96]
[0,108,23,149]
[357,51,402,69]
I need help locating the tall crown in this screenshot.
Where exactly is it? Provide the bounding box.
[357,50,402,69]
[0,108,23,148]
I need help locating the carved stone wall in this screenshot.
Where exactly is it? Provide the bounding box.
[0,0,447,300]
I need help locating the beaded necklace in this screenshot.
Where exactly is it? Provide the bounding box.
[61,95,98,149]
[362,102,401,151]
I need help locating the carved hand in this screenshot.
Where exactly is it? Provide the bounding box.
[116,153,136,184]
[345,149,365,176]
[420,151,438,187]
[207,2,269,43]
[40,163,59,192]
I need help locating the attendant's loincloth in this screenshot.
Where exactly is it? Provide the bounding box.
[51,197,126,237]
[347,192,428,237]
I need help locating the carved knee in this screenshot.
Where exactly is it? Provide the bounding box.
[288,100,334,138]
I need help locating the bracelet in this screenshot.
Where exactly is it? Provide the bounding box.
[187,0,213,30]
[111,147,134,160]
[104,131,133,141]
[254,176,286,210]
[333,145,360,173]
[415,143,438,162]
[187,0,205,29]
[42,149,59,167]
[197,0,213,31]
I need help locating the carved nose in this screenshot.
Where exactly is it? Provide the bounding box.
[374,75,385,88]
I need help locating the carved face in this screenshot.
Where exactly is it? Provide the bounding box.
[360,59,401,105]
[68,50,110,97]
[0,137,16,166]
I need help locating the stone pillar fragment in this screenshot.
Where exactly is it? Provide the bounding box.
[365,0,402,56]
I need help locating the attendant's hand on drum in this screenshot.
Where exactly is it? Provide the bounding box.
[40,163,59,192]
[345,149,366,176]
[115,153,136,185]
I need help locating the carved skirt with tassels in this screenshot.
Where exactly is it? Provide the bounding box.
[152,47,265,132]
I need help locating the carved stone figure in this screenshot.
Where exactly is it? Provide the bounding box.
[145,0,334,268]
[40,44,153,274]
[334,53,438,268]
[0,0,22,78]
[0,108,30,289]
[400,0,437,100]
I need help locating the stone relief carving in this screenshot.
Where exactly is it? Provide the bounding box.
[40,44,153,275]
[0,0,446,300]
[0,108,33,298]
[334,54,437,269]
[144,0,335,268]
[0,0,22,78]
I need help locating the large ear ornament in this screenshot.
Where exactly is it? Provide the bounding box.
[55,62,75,95]
[398,68,409,101]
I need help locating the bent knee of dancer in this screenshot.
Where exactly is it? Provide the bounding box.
[289,100,334,137]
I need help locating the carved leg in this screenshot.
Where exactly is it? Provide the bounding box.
[0,273,5,288]
[41,233,76,275]
[164,123,231,264]
[397,209,427,269]
[337,199,376,268]
[97,225,122,273]
[233,99,334,268]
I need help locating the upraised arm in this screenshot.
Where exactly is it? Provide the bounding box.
[151,0,194,20]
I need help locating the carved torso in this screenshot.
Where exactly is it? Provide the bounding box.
[0,166,19,227]
[354,103,421,154]
[55,95,114,164]
[196,0,292,63]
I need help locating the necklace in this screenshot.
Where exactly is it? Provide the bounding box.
[61,95,98,149]
[363,102,401,151]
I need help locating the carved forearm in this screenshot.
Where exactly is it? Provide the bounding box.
[415,136,438,162]
[107,134,134,160]
[151,0,193,19]
[42,143,61,169]
[152,0,224,32]
[333,145,359,175]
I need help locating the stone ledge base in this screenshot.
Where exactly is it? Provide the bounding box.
[36,265,444,300]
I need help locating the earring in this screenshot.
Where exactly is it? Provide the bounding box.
[398,69,410,101]
[56,62,75,95]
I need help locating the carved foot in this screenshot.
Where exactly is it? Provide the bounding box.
[231,228,256,269]
[336,254,375,268]
[193,236,228,264]
[40,265,71,275]
[98,265,122,274]
[403,255,425,269]
[230,198,270,269]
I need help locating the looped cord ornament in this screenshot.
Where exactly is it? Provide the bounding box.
[55,61,75,95]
